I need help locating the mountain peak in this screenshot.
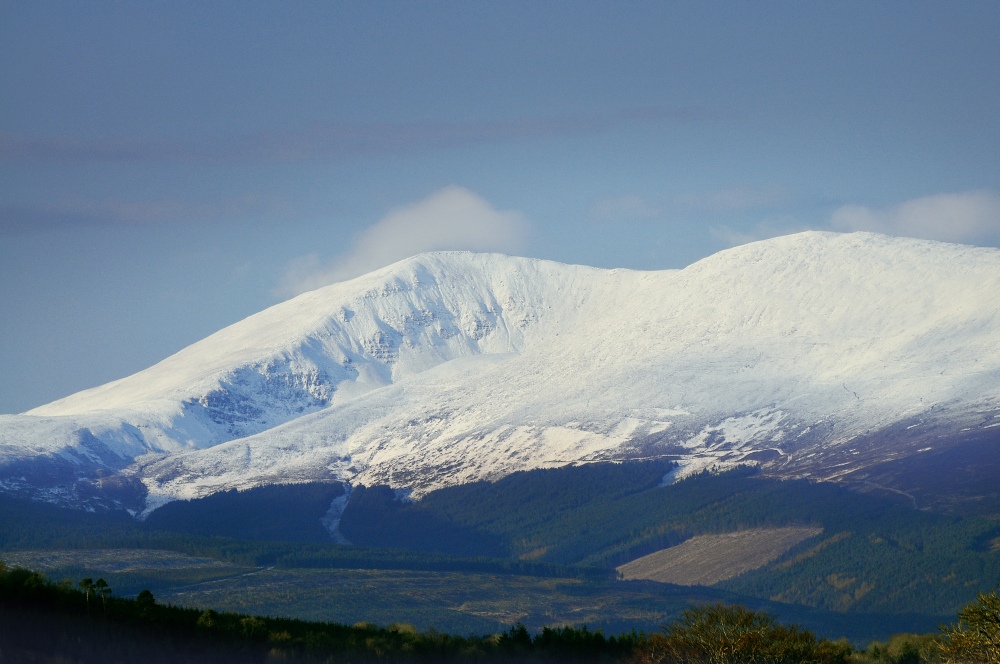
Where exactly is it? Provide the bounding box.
[3,232,999,513]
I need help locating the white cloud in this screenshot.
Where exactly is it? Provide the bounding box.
[830,191,1000,243]
[276,186,527,297]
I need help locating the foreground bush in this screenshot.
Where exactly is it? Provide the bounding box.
[857,632,943,663]
[939,584,1000,664]
[627,603,851,664]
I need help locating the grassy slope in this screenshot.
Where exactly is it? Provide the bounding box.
[617,527,823,585]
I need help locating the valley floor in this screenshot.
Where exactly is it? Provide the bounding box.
[2,547,942,645]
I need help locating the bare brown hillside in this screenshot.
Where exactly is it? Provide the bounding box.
[616,527,822,586]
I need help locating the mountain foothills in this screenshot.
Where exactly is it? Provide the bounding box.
[1,231,999,517]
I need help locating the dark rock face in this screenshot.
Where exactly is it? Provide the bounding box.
[188,363,342,439]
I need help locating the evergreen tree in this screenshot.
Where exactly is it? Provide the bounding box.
[94,578,111,614]
[78,577,94,615]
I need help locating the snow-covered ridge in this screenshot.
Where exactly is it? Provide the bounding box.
[2,231,999,512]
[19,253,590,452]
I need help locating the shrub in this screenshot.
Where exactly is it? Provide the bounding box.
[628,603,850,664]
[939,585,1000,663]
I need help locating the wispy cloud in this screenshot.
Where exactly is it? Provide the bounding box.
[274,186,527,298]
[829,191,1000,243]
[0,108,704,165]
[591,186,787,224]
[674,186,788,214]
[0,195,284,235]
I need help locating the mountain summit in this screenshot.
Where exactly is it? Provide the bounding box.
[2,231,999,514]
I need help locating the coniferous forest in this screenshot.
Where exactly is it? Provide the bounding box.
[4,462,1000,661]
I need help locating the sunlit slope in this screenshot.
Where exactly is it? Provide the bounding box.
[1,232,998,509]
[1,253,593,471]
[616,527,823,586]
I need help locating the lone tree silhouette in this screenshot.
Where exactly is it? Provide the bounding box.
[94,578,111,614]
[78,577,94,615]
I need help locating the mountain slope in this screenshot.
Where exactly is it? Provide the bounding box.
[1,231,998,513]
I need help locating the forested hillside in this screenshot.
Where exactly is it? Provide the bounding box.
[3,463,999,625]
[341,464,1000,615]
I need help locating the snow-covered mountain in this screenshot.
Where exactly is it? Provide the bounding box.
[2,231,999,514]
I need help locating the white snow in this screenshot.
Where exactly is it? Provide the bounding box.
[2,231,999,508]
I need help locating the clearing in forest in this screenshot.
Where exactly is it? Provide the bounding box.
[616,527,823,586]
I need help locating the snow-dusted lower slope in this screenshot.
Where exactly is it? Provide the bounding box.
[2,232,999,512]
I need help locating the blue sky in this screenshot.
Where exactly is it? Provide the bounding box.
[2,1,999,413]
